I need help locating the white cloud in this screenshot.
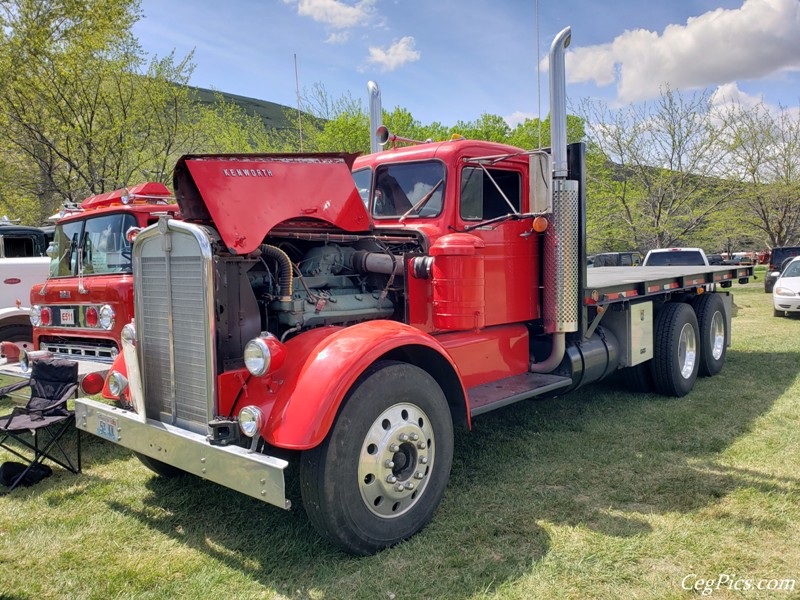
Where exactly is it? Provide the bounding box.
[566,0,800,103]
[710,83,764,109]
[504,111,535,128]
[364,37,421,72]
[284,0,375,29]
[325,31,350,44]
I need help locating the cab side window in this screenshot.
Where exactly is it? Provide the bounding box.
[460,167,521,221]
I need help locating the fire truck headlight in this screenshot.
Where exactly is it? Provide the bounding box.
[121,322,136,346]
[99,304,115,330]
[107,371,129,397]
[30,305,42,327]
[238,406,263,438]
[244,338,270,376]
[243,334,287,377]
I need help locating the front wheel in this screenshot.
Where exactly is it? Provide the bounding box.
[0,324,34,353]
[773,309,784,318]
[134,452,186,478]
[652,302,700,397]
[300,361,454,555]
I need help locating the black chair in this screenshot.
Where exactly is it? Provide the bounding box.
[0,358,81,491]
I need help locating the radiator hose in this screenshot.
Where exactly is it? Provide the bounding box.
[259,244,293,302]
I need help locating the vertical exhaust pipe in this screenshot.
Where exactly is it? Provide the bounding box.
[532,26,579,372]
[368,81,382,154]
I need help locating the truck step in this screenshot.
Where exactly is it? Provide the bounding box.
[468,372,573,417]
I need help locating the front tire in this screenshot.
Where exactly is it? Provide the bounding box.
[300,361,454,555]
[652,302,700,397]
[692,294,727,377]
[774,309,784,318]
[0,324,34,353]
[134,452,186,478]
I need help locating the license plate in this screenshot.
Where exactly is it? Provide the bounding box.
[60,308,75,325]
[96,413,119,442]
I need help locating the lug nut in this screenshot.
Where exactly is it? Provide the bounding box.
[386,475,397,484]
[410,433,419,441]
[414,471,424,480]
[417,441,426,449]
[394,483,405,492]
[389,444,400,452]
[404,482,414,490]
[398,433,409,442]
[385,460,395,468]
[419,456,428,465]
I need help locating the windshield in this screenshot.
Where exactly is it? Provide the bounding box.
[49,213,137,277]
[782,261,800,278]
[352,168,372,208]
[372,161,445,219]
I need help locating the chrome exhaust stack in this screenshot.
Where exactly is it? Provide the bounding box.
[368,81,382,154]
[533,26,580,372]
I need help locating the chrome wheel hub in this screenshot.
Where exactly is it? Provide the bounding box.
[678,322,697,379]
[710,310,725,360]
[358,402,434,518]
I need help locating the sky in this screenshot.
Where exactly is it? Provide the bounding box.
[133,0,800,127]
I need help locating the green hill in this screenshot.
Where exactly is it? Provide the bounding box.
[191,86,302,131]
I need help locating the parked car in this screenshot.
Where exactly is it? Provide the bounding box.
[706,253,724,265]
[591,251,642,267]
[642,247,709,267]
[765,246,800,293]
[772,256,800,317]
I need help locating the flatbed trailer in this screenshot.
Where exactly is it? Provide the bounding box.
[586,266,753,304]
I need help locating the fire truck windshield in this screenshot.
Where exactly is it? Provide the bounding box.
[49,213,137,277]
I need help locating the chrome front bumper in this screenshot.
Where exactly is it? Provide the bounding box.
[74,398,290,509]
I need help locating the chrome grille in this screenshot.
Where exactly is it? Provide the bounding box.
[135,221,216,434]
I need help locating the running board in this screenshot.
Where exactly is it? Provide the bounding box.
[468,372,573,417]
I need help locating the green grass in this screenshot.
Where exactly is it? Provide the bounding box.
[1,278,798,599]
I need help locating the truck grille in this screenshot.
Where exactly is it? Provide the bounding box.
[134,221,216,435]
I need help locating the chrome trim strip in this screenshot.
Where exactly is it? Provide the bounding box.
[75,398,290,509]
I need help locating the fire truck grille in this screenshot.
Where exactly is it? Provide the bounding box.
[136,224,215,435]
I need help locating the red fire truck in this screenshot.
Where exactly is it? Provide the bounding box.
[29,182,179,371]
[75,28,752,555]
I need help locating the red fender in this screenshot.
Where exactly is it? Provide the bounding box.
[261,320,466,450]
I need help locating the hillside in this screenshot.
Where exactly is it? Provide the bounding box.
[190,86,301,131]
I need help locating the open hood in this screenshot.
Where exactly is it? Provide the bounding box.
[174,153,371,255]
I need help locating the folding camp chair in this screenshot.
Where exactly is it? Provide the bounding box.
[0,358,81,491]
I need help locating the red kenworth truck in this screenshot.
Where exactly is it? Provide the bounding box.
[76,28,751,555]
[30,182,179,367]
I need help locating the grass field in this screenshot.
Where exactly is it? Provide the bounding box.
[1,275,798,599]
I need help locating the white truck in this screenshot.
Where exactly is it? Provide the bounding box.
[0,223,50,351]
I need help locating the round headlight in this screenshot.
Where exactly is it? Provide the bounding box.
[30,305,42,327]
[107,371,129,397]
[121,322,136,345]
[238,406,263,438]
[244,338,271,376]
[99,304,115,330]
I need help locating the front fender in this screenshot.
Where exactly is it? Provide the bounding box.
[262,321,465,450]
[0,305,31,324]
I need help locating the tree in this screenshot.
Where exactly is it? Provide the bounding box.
[725,103,800,248]
[0,0,197,222]
[579,87,742,253]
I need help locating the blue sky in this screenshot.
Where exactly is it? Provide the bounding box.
[133,0,800,127]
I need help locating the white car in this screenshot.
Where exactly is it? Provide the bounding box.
[772,256,800,317]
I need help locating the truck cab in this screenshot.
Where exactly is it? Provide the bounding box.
[30,183,179,363]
